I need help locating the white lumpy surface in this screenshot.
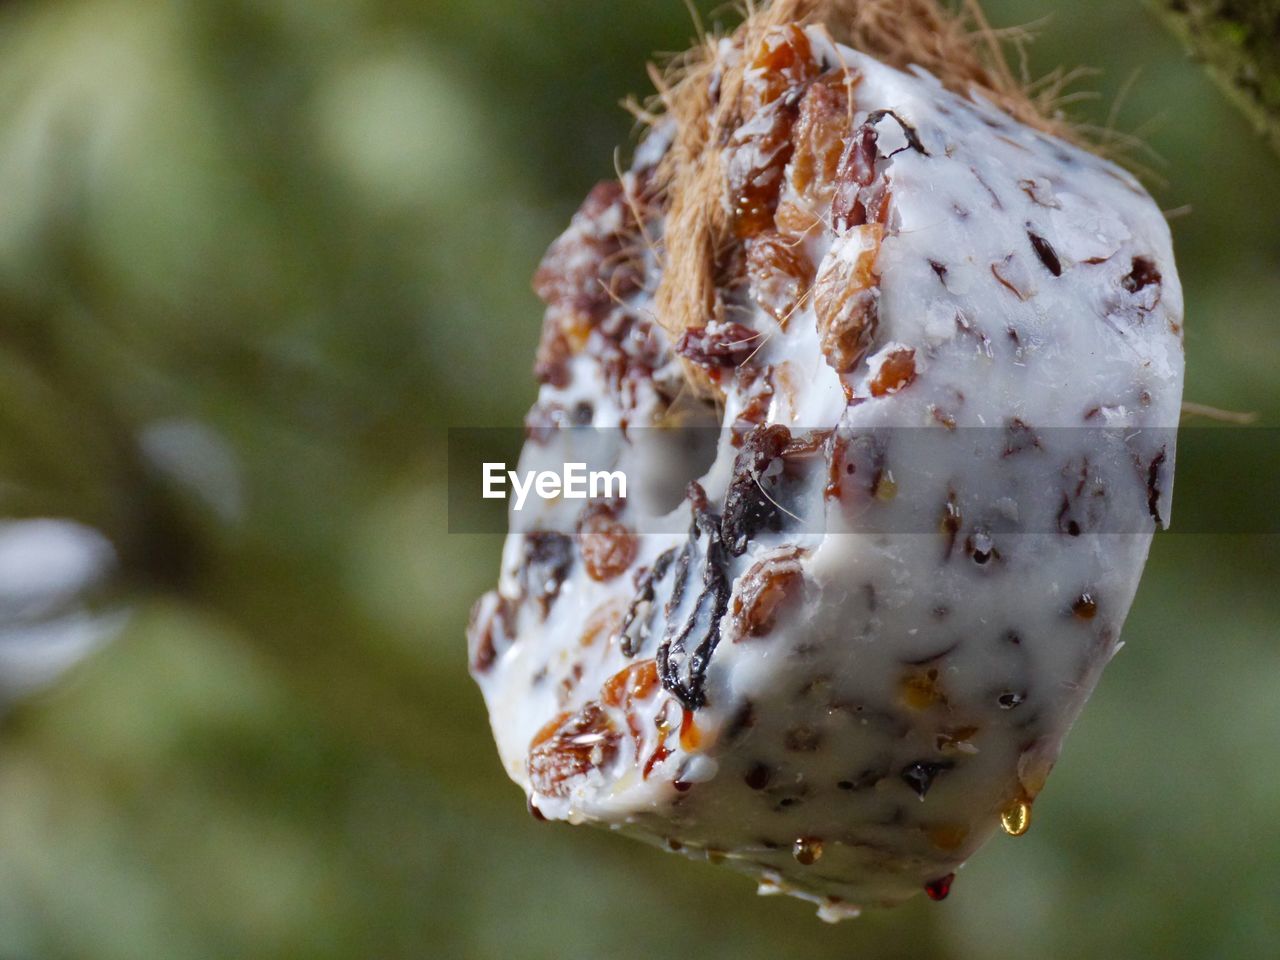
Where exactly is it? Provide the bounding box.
[470,31,1184,915]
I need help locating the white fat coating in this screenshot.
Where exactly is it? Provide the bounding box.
[472,31,1184,917]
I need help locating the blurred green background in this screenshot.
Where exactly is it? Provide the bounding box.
[0,0,1276,957]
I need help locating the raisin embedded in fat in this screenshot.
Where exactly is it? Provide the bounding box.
[675,322,758,370]
[533,180,643,318]
[730,367,775,444]
[722,424,792,556]
[728,25,820,238]
[617,547,678,657]
[520,532,574,616]
[831,120,880,230]
[731,547,806,638]
[787,71,857,212]
[578,511,638,582]
[601,658,660,708]
[601,659,663,740]
[728,100,800,239]
[814,226,882,374]
[528,703,622,799]
[533,321,571,387]
[658,488,733,709]
[745,230,814,326]
[744,24,819,110]
[869,347,916,397]
[466,592,515,674]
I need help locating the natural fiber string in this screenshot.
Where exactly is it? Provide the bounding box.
[639,0,1079,381]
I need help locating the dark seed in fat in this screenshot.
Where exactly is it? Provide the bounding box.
[900,760,954,799]
[1028,230,1062,276]
[745,763,772,790]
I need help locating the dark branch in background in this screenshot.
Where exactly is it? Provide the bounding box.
[1151,0,1280,156]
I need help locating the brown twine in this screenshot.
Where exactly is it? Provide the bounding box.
[636,0,1082,396]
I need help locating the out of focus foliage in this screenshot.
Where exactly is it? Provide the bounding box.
[0,1,1276,958]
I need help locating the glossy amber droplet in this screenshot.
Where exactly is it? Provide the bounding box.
[1071,592,1099,620]
[792,837,824,865]
[924,873,955,901]
[679,709,702,751]
[1001,799,1032,837]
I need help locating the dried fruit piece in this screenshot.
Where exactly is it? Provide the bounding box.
[729,26,821,238]
[533,323,572,387]
[814,225,882,373]
[722,424,792,556]
[745,230,814,326]
[466,592,515,673]
[658,489,732,709]
[730,547,806,639]
[675,321,758,370]
[868,344,917,397]
[601,659,661,709]
[745,25,820,110]
[533,180,643,317]
[519,533,574,616]
[528,703,622,798]
[787,71,858,213]
[578,511,638,582]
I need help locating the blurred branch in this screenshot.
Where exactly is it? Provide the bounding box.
[1150,0,1280,155]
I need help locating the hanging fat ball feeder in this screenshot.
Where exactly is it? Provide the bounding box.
[468,0,1184,919]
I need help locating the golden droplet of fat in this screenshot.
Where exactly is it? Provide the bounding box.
[792,837,824,865]
[1001,799,1032,837]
